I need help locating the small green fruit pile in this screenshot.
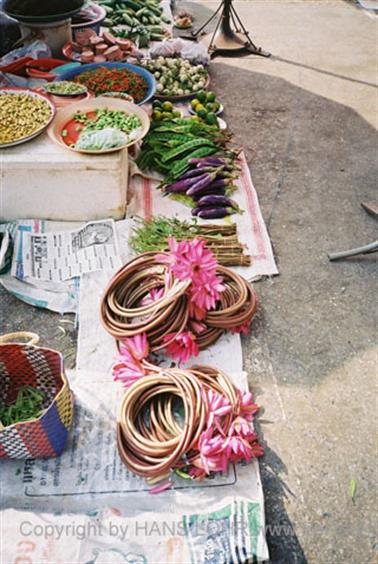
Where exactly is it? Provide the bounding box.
[151,100,181,121]
[191,90,221,126]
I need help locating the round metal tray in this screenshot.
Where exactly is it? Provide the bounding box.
[0,88,56,149]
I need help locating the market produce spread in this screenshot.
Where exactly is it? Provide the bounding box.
[0,0,267,501]
[61,107,142,150]
[73,66,149,100]
[0,91,53,146]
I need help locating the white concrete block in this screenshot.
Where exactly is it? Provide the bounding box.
[0,133,128,221]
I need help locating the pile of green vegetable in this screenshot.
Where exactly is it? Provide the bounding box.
[140,57,208,97]
[136,116,233,184]
[0,386,45,427]
[130,216,251,266]
[74,108,141,134]
[96,0,171,47]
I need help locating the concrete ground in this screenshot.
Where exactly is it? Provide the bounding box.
[1,1,377,562]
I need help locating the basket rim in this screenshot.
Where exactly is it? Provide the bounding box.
[0,343,73,433]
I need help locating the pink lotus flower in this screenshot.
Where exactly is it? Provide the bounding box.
[198,429,228,474]
[231,320,251,335]
[163,331,199,363]
[141,287,165,306]
[120,333,149,361]
[238,390,259,421]
[112,348,146,388]
[205,389,232,432]
[228,416,255,440]
[113,334,149,387]
[189,276,224,312]
[157,237,224,315]
[159,237,217,282]
[223,435,254,463]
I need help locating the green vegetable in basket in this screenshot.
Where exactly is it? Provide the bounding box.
[0,386,46,427]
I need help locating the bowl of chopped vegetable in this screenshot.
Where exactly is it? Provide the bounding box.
[47,96,150,154]
[54,62,156,105]
[44,81,88,97]
[0,88,56,148]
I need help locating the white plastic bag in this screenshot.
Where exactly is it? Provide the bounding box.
[0,40,51,65]
[76,128,127,151]
[149,38,210,65]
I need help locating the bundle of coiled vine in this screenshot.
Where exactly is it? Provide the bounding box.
[117,364,263,485]
[100,245,257,352]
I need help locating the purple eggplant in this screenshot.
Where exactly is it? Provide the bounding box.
[163,174,208,194]
[189,157,226,166]
[204,178,230,190]
[197,207,234,219]
[192,187,226,200]
[186,171,218,197]
[197,195,238,208]
[180,166,219,180]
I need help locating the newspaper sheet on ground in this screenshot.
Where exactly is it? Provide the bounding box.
[16,220,119,283]
[0,220,80,313]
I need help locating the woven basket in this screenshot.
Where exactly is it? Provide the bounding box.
[0,343,74,459]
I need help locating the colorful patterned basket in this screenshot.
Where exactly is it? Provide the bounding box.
[0,343,74,459]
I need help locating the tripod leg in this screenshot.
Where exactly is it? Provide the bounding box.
[230,7,240,33]
[191,1,224,37]
[208,10,225,53]
[229,3,270,56]
[230,4,258,49]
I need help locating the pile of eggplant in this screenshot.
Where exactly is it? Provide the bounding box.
[162,156,241,219]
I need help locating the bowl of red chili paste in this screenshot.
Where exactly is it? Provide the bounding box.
[53,62,155,105]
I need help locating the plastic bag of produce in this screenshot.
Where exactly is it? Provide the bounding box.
[149,38,209,65]
[75,128,127,151]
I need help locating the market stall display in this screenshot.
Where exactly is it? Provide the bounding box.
[0,88,56,148]
[48,97,150,154]
[54,62,156,104]
[140,57,209,99]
